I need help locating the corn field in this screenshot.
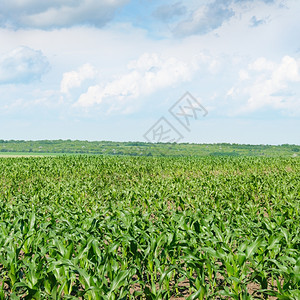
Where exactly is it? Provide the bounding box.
[0,156,299,299]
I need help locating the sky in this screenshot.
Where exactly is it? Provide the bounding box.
[0,0,299,145]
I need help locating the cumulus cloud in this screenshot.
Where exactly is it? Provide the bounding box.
[0,46,49,84]
[74,53,194,112]
[228,56,300,115]
[174,0,234,36]
[61,64,97,94]
[0,0,129,29]
[153,2,187,21]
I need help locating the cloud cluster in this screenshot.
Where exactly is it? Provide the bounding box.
[0,0,129,29]
[0,0,279,35]
[228,56,300,115]
[74,53,194,112]
[0,46,49,84]
[61,64,97,94]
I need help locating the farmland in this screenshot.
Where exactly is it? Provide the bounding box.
[0,156,299,299]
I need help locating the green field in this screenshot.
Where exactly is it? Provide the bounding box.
[0,156,299,299]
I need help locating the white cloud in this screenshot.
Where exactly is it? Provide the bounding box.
[0,0,129,29]
[248,57,276,71]
[229,55,300,114]
[60,63,97,94]
[272,56,300,83]
[239,69,249,80]
[74,53,194,112]
[0,46,49,84]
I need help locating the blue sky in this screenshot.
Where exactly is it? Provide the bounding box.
[0,0,299,144]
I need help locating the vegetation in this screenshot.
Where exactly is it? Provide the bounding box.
[0,140,300,157]
[0,140,299,157]
[0,156,299,299]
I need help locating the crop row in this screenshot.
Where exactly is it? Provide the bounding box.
[0,156,299,299]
